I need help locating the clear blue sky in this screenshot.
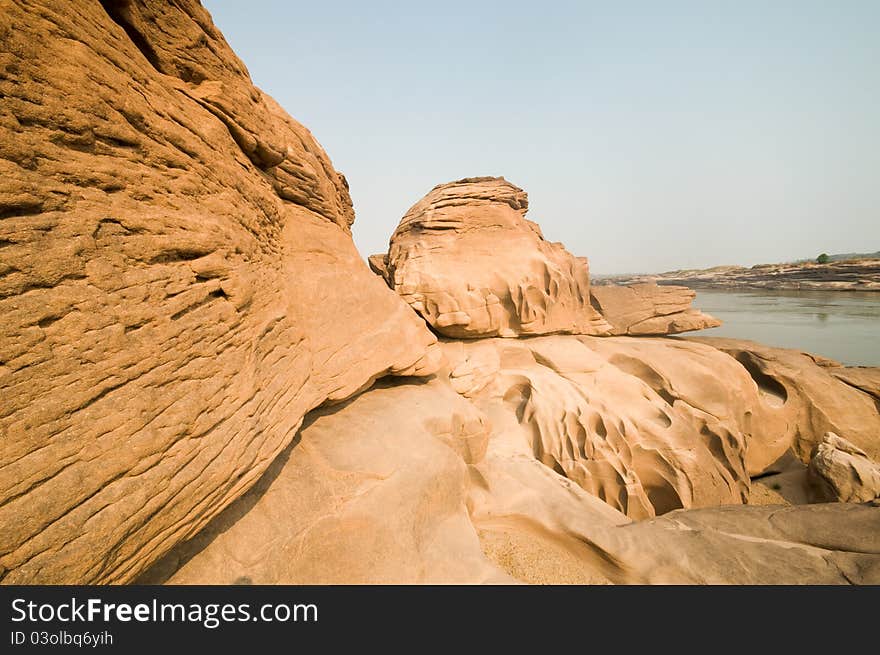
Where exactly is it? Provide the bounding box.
[204,0,879,274]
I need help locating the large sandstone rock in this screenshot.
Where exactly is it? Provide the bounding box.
[143,378,502,584]
[689,338,880,463]
[809,433,880,503]
[377,177,611,337]
[149,371,880,585]
[0,0,439,584]
[590,283,720,335]
[443,335,792,518]
[367,253,389,279]
[472,427,880,584]
[4,1,878,588]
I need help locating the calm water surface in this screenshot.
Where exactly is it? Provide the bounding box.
[690,289,880,366]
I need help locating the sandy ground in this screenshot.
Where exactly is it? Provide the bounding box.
[477,521,612,585]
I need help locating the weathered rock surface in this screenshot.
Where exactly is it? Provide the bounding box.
[747,451,812,506]
[809,433,880,503]
[377,177,611,338]
[590,283,721,335]
[150,370,880,585]
[0,0,439,584]
[443,335,794,518]
[144,378,501,584]
[374,178,718,337]
[4,1,879,588]
[367,253,389,279]
[689,338,880,463]
[831,367,880,401]
[474,428,880,584]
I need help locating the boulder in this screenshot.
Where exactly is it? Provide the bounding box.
[0,0,438,583]
[442,335,790,518]
[809,433,880,503]
[379,176,611,337]
[590,283,721,335]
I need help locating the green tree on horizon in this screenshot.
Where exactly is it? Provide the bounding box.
[816,253,830,264]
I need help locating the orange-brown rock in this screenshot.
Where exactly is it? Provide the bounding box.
[368,253,389,279]
[831,366,880,401]
[442,335,791,518]
[689,338,880,463]
[147,370,880,585]
[0,0,438,584]
[143,378,501,584]
[378,177,611,338]
[4,0,879,588]
[473,429,880,583]
[590,283,721,335]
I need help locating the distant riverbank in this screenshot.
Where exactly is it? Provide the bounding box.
[596,258,880,292]
[688,288,880,366]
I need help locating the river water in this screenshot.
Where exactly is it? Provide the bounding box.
[689,289,880,366]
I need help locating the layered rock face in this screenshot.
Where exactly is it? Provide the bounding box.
[599,258,880,292]
[0,0,438,584]
[4,1,879,588]
[690,338,880,462]
[376,177,611,337]
[590,283,721,335]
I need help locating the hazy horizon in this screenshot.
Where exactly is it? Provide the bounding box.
[204,1,879,274]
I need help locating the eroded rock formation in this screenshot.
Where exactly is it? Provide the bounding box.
[809,433,880,503]
[590,283,721,335]
[374,177,719,338]
[0,0,438,584]
[3,1,879,587]
[376,177,611,337]
[145,363,880,585]
[689,338,880,462]
[443,335,792,518]
[144,378,501,584]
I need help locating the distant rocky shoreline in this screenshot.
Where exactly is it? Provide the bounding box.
[595,258,880,292]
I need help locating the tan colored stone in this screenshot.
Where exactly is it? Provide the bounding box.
[0,0,438,584]
[809,433,880,503]
[143,379,502,584]
[590,283,720,335]
[4,0,879,588]
[689,338,880,462]
[368,253,389,279]
[380,177,611,337]
[441,335,793,517]
[831,366,880,400]
[471,427,880,584]
[154,371,880,585]
[747,451,812,506]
